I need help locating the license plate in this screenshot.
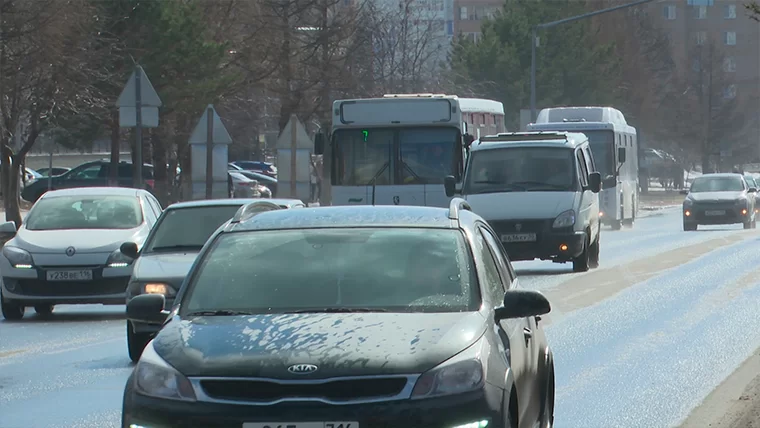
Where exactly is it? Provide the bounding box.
[243,423,358,428]
[705,210,726,216]
[501,233,537,243]
[46,270,93,281]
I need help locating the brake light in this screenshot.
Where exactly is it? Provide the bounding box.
[145,179,155,189]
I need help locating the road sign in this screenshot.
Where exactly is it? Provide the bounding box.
[115,65,162,189]
[276,115,312,200]
[189,105,233,145]
[188,105,232,200]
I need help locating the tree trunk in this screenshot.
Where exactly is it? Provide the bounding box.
[5,154,23,228]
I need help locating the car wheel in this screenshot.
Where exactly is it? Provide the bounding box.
[127,321,151,363]
[34,304,54,316]
[589,235,600,269]
[1,290,24,320]
[610,218,622,230]
[539,359,555,428]
[572,236,590,273]
[744,220,752,230]
[683,220,697,231]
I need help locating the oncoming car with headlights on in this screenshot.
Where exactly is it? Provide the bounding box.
[681,173,756,231]
[121,199,554,428]
[0,187,162,320]
[121,198,305,362]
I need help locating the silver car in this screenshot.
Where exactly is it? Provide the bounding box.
[0,187,162,320]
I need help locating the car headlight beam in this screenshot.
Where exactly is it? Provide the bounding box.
[106,248,134,268]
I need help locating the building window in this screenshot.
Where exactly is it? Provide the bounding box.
[688,0,714,4]
[664,5,676,19]
[692,58,701,72]
[694,5,707,19]
[724,57,736,72]
[725,31,737,45]
[459,6,467,20]
[724,85,737,99]
[725,4,736,18]
[695,31,707,45]
[466,32,480,43]
[446,20,453,36]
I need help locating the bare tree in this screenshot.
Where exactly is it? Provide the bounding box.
[0,0,101,225]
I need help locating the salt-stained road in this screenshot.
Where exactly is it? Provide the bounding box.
[2,207,760,428]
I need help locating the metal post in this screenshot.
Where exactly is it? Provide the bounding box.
[530,26,537,123]
[527,0,657,123]
[205,107,214,199]
[290,114,297,198]
[134,65,143,189]
[47,150,52,191]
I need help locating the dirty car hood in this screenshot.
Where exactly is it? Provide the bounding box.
[153,311,486,378]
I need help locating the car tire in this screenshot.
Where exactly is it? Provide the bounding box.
[683,221,697,231]
[539,359,555,428]
[744,220,752,230]
[572,236,591,273]
[34,304,54,316]
[611,218,622,230]
[127,321,151,363]
[1,290,24,320]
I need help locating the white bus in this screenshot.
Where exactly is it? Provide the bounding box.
[527,106,638,229]
[315,94,505,207]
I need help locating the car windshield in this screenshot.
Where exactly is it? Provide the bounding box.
[181,228,479,315]
[25,195,143,231]
[144,205,244,252]
[463,146,576,194]
[690,176,744,193]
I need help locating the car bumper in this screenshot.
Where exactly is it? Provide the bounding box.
[502,230,586,262]
[124,383,506,428]
[1,265,131,304]
[683,205,751,225]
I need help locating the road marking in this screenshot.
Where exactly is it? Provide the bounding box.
[539,230,760,327]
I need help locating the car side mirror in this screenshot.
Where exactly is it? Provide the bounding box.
[0,220,18,235]
[120,241,139,259]
[587,172,601,193]
[679,189,689,195]
[618,147,626,163]
[495,289,551,321]
[444,175,458,197]
[749,187,757,193]
[314,132,325,155]
[127,294,169,324]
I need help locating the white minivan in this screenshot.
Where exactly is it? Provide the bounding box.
[444,131,602,272]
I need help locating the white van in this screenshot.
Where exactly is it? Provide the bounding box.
[444,131,602,272]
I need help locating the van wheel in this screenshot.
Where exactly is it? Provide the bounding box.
[589,236,600,269]
[572,237,591,272]
[610,219,622,230]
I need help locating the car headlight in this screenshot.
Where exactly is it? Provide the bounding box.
[411,341,485,399]
[142,282,175,297]
[552,210,576,229]
[134,342,196,402]
[106,249,134,268]
[2,246,33,268]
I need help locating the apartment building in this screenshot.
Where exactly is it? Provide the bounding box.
[656,0,760,156]
[452,0,501,42]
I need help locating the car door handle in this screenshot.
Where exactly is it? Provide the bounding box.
[523,328,532,340]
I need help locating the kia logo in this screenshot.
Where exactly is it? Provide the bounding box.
[288,363,318,374]
[65,246,76,257]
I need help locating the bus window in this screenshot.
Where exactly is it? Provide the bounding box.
[398,127,459,185]
[582,130,615,180]
[333,129,394,186]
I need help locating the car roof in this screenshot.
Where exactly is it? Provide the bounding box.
[695,173,743,179]
[227,205,459,232]
[471,131,587,152]
[165,198,261,210]
[40,186,143,198]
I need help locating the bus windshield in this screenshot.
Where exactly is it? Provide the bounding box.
[333,127,459,186]
[583,130,615,179]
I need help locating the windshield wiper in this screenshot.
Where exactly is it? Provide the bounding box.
[186,310,254,316]
[151,244,204,251]
[289,308,388,313]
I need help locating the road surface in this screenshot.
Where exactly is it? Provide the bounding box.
[2,206,760,427]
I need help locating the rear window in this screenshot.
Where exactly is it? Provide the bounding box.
[181,228,479,315]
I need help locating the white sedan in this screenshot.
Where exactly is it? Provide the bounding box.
[0,187,163,320]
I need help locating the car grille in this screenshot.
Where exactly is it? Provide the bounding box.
[17,278,128,296]
[199,377,409,403]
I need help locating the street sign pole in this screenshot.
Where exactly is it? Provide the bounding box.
[205,106,214,199]
[134,66,143,189]
[290,115,297,197]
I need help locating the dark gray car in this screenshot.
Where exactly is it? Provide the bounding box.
[122,199,554,428]
[681,173,757,231]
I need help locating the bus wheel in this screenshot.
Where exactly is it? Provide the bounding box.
[611,219,622,230]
